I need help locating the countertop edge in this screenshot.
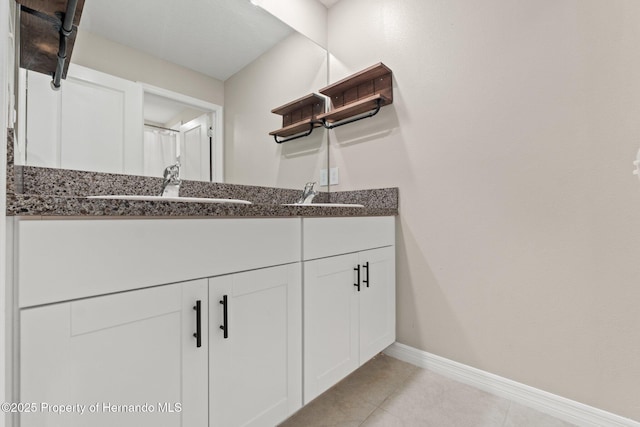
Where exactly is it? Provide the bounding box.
[7,193,398,218]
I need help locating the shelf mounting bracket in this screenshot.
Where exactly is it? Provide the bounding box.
[273,123,315,144]
[321,98,382,130]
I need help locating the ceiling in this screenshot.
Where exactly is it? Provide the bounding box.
[80,0,293,81]
[318,0,341,8]
[143,93,207,127]
[81,0,337,124]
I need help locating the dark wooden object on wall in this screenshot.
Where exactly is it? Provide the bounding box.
[317,63,393,127]
[17,0,86,81]
[270,93,326,143]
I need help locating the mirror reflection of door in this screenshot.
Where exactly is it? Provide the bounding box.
[18,65,144,174]
[180,114,212,182]
[18,64,223,182]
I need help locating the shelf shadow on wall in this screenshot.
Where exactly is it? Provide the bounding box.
[279,128,327,159]
[330,105,399,148]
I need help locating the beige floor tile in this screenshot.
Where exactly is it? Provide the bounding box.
[360,408,405,426]
[333,353,419,407]
[503,401,577,427]
[279,382,377,427]
[279,353,574,427]
[380,369,510,426]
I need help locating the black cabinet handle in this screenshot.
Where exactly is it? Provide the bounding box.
[363,261,370,288]
[354,265,361,292]
[219,295,228,339]
[193,300,202,348]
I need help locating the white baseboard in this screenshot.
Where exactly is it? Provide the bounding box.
[384,342,640,427]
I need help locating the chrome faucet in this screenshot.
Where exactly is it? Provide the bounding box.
[160,162,181,197]
[297,182,318,204]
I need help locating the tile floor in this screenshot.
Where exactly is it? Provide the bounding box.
[279,354,576,427]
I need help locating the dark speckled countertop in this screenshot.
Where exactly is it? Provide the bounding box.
[6,130,398,218]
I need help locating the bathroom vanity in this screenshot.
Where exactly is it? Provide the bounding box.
[6,142,399,426]
[18,218,303,426]
[15,216,394,427]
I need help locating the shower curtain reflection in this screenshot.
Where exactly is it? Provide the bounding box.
[143,126,178,178]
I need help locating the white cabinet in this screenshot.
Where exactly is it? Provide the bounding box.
[15,215,396,425]
[20,279,208,427]
[302,217,396,404]
[303,252,360,400]
[209,264,302,427]
[18,218,301,308]
[358,247,396,363]
[16,217,302,427]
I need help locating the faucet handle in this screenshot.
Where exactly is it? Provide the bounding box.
[297,181,318,204]
[163,163,181,183]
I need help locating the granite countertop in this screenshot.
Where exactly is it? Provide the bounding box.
[8,187,398,218]
[6,130,398,218]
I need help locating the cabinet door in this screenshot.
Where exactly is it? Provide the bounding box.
[303,253,360,404]
[209,264,302,427]
[359,246,396,363]
[20,280,208,427]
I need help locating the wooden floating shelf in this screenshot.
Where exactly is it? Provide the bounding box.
[270,93,325,143]
[269,118,315,138]
[18,0,86,80]
[317,93,390,124]
[318,62,393,128]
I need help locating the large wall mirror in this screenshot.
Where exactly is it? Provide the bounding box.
[15,0,328,189]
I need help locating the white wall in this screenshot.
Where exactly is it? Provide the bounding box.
[72,30,225,106]
[328,0,640,421]
[254,0,328,49]
[224,32,328,189]
[0,1,14,425]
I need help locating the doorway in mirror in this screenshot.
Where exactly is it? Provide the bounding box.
[142,84,222,183]
[17,64,224,182]
[144,113,214,182]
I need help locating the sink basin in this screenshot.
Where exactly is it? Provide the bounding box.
[87,195,252,205]
[283,203,364,208]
